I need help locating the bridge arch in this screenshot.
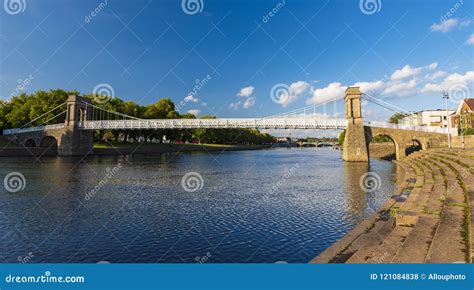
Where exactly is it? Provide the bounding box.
[24,139,36,147]
[40,136,58,150]
[367,133,402,161]
[405,138,424,156]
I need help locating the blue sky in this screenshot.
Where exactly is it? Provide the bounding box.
[1,0,473,123]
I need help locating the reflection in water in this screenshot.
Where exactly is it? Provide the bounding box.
[0,148,396,263]
[343,162,370,224]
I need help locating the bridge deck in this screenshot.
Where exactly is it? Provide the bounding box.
[2,119,450,135]
[78,118,348,130]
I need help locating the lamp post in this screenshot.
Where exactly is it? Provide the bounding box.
[442,92,451,148]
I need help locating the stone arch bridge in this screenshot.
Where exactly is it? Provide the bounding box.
[1,89,449,161]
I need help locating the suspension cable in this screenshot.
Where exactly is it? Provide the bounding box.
[82,101,141,120]
[362,93,411,114]
[20,102,66,128]
[263,95,345,119]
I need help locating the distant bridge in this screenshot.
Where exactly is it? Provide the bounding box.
[1,87,450,160]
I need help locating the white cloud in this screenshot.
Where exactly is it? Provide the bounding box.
[229,101,241,110]
[304,62,473,104]
[430,18,459,33]
[237,86,255,97]
[353,80,384,93]
[390,63,437,81]
[290,81,310,95]
[460,19,472,27]
[467,34,474,45]
[307,82,347,105]
[421,71,474,93]
[187,109,201,116]
[425,70,447,80]
[184,95,198,102]
[243,97,255,109]
[383,79,418,96]
[275,81,310,107]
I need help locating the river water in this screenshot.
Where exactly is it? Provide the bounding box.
[0,148,400,263]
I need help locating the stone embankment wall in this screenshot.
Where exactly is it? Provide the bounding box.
[369,142,396,160]
[451,135,474,149]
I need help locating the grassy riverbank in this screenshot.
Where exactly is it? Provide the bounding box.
[92,142,271,156]
[93,142,237,149]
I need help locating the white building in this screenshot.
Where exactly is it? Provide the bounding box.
[399,109,455,128]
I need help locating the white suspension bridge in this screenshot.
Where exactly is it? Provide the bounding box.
[2,93,449,135]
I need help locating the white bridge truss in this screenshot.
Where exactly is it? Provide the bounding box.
[2,120,451,135]
[78,118,348,130]
[1,97,450,135]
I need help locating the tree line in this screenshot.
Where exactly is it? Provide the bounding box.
[0,89,275,145]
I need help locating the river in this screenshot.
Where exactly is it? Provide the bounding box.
[0,148,400,263]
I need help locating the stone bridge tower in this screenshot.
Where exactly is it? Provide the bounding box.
[342,87,369,162]
[58,95,93,155]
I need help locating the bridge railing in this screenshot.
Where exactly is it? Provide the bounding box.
[79,118,348,130]
[2,124,65,135]
[366,121,451,134]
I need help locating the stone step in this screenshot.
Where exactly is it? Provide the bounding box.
[329,219,391,263]
[392,216,439,263]
[364,225,413,263]
[345,218,396,263]
[425,206,467,263]
[429,157,467,204]
[432,152,474,171]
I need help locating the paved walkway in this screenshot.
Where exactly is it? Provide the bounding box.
[311,148,473,263]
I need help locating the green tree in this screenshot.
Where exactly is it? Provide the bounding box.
[338,130,346,145]
[388,113,407,124]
